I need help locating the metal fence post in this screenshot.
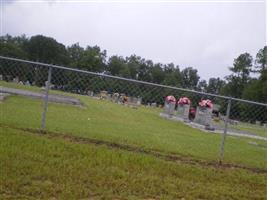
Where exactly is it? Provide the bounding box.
[41,66,52,132]
[219,98,232,164]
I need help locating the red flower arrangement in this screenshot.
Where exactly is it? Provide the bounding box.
[199,99,213,109]
[177,97,191,105]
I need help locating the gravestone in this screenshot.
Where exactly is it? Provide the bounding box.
[112,93,120,103]
[87,90,94,97]
[107,94,112,100]
[151,102,157,108]
[194,106,213,127]
[176,104,190,122]
[163,100,176,116]
[13,77,19,84]
[0,75,3,81]
[137,97,142,106]
[127,97,140,109]
[100,91,108,99]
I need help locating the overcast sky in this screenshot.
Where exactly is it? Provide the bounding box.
[1,0,266,80]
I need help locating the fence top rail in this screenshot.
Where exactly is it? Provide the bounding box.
[1,55,266,107]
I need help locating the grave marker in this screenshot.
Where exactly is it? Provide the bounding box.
[175,97,191,122]
[112,93,120,103]
[163,95,176,116]
[194,99,214,130]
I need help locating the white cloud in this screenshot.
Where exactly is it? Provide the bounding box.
[2,0,266,79]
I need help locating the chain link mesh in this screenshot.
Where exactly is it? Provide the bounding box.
[1,56,266,167]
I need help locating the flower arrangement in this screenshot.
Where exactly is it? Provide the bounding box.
[165,95,176,103]
[177,97,191,105]
[199,99,213,109]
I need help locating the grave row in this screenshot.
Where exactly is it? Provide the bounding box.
[161,96,214,130]
[96,90,142,109]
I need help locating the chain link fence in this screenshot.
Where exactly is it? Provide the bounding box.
[1,56,266,166]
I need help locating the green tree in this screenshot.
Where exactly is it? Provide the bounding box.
[197,80,207,92]
[181,67,200,90]
[77,45,107,72]
[67,43,84,68]
[151,63,165,84]
[0,34,28,58]
[107,55,127,76]
[26,35,69,65]
[206,78,225,94]
[163,63,181,87]
[223,53,253,98]
[125,55,142,79]
[255,46,267,73]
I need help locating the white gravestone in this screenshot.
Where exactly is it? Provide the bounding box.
[13,77,19,84]
[112,93,120,103]
[137,97,142,106]
[100,91,108,99]
[127,97,140,109]
[151,102,157,108]
[163,100,176,116]
[194,106,213,126]
[176,104,190,122]
[87,90,94,97]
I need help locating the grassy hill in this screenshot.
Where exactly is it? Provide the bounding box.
[1,82,267,199]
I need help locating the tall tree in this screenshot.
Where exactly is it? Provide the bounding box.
[223,53,253,98]
[163,63,181,87]
[67,43,84,68]
[151,63,165,84]
[255,46,267,73]
[229,53,253,84]
[0,34,28,58]
[125,55,141,79]
[77,45,107,72]
[26,35,69,65]
[181,67,200,90]
[206,78,225,94]
[197,80,207,92]
[107,55,127,76]
[137,59,153,82]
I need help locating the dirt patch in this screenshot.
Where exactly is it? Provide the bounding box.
[2,124,267,174]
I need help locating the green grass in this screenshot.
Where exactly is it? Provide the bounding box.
[1,82,267,170]
[233,124,267,138]
[1,82,267,199]
[213,118,267,138]
[1,127,267,200]
[1,81,43,92]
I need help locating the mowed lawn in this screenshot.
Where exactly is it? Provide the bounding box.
[1,127,267,199]
[1,82,267,170]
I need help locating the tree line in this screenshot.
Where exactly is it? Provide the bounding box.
[0,34,266,105]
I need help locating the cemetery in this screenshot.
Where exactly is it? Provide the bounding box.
[1,78,267,200]
[160,95,215,128]
[0,86,82,106]
[160,94,267,140]
[1,75,266,140]
[95,90,142,109]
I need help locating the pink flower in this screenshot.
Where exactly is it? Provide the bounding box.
[165,95,176,103]
[199,99,213,108]
[178,97,191,105]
